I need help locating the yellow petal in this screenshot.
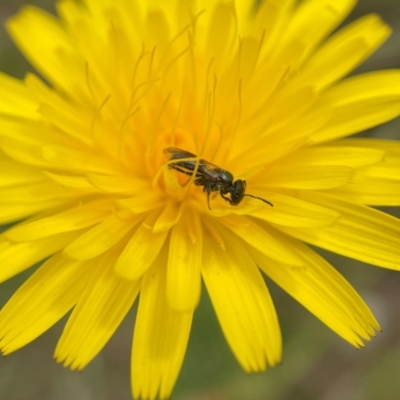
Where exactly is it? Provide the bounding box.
[290,14,391,91]
[0,136,119,174]
[39,145,121,174]
[45,172,100,191]
[0,198,71,225]
[25,74,94,146]
[5,199,113,242]
[313,71,400,142]
[153,201,182,232]
[234,0,254,33]
[64,210,138,260]
[206,1,237,64]
[167,212,202,311]
[117,195,164,214]
[0,156,43,188]
[55,250,141,370]
[263,165,352,190]
[0,117,72,147]
[249,0,295,91]
[0,231,80,283]
[279,192,400,270]
[280,0,356,64]
[202,230,281,371]
[0,72,39,120]
[0,180,85,204]
[323,70,400,106]
[242,192,339,228]
[220,215,304,266]
[132,253,192,400]
[0,254,94,354]
[250,0,295,46]
[330,175,400,206]
[280,145,384,168]
[247,235,379,348]
[87,173,158,196]
[115,212,169,280]
[264,86,319,134]
[7,6,80,94]
[331,139,400,180]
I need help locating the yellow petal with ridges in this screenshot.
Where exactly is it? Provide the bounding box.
[0,118,73,147]
[45,172,100,191]
[55,249,141,370]
[59,10,114,98]
[39,145,121,174]
[0,180,85,204]
[234,0,254,33]
[231,136,311,171]
[206,1,237,64]
[115,213,169,280]
[83,0,145,47]
[262,165,353,190]
[0,157,43,187]
[312,71,400,143]
[280,146,384,168]
[153,201,182,232]
[5,199,113,242]
[167,212,202,311]
[0,254,94,354]
[327,139,400,181]
[289,14,391,91]
[363,161,400,181]
[0,72,39,120]
[87,173,151,195]
[25,74,94,146]
[247,235,379,347]
[0,137,119,174]
[7,6,80,94]
[0,231,81,283]
[250,0,295,43]
[263,86,318,134]
[202,230,281,371]
[314,99,400,144]
[330,175,400,206]
[220,215,304,266]
[280,0,356,64]
[117,196,164,214]
[132,253,192,400]
[323,70,400,106]
[241,192,339,228]
[313,70,400,142]
[280,192,400,270]
[0,198,72,225]
[64,210,137,260]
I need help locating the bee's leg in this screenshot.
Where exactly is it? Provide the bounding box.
[207,191,212,210]
[220,192,233,205]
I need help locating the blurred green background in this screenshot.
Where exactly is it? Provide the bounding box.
[0,0,400,399]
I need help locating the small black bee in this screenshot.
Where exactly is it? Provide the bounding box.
[164,147,273,210]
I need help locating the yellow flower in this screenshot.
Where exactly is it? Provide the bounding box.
[0,0,400,398]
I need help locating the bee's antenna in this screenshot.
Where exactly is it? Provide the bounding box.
[244,194,273,207]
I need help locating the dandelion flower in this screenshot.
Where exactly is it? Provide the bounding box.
[1,0,400,398]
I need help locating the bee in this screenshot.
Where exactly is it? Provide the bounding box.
[164,147,273,210]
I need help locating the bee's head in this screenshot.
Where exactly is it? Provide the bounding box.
[229,179,246,205]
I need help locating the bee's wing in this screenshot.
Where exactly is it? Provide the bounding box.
[164,147,220,178]
[163,147,197,160]
[196,160,221,179]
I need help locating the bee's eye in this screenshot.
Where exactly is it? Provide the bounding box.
[230,180,246,205]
